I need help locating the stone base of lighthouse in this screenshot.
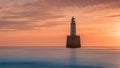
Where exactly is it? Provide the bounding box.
[66,35,81,48]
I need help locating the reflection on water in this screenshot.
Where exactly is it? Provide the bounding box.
[69,49,103,68]
[0,46,120,68]
[69,49,76,66]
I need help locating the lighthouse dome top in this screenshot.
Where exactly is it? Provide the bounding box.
[71,16,76,23]
[72,16,75,20]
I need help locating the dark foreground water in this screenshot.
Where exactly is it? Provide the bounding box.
[0,46,120,68]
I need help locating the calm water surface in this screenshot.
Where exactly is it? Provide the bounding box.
[0,46,120,68]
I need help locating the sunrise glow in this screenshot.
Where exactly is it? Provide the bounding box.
[0,0,120,46]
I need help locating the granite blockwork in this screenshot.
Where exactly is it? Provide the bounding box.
[66,36,81,48]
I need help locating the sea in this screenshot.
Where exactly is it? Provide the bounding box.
[0,46,120,68]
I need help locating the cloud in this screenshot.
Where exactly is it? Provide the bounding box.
[32,0,120,9]
[107,14,120,17]
[0,0,66,31]
[35,21,67,28]
[1,0,120,31]
[0,19,66,31]
[0,20,34,30]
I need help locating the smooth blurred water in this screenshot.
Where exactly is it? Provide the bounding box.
[0,46,120,68]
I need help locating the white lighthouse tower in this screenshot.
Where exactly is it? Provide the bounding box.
[66,17,81,48]
[71,17,76,36]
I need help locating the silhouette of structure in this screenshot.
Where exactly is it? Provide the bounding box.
[66,17,81,48]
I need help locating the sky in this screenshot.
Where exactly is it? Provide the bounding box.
[0,0,120,46]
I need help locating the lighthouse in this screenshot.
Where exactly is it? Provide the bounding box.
[66,17,81,48]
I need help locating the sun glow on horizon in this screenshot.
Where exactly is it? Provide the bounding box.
[1,0,120,46]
